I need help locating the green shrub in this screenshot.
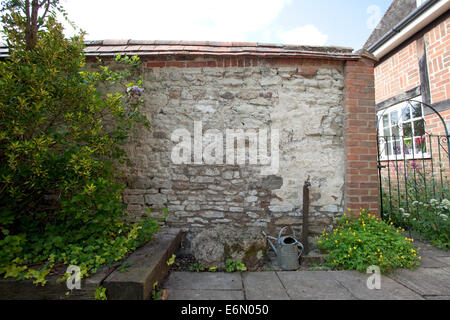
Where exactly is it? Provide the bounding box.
[388,199,449,250]
[317,209,421,274]
[381,162,449,250]
[0,8,159,284]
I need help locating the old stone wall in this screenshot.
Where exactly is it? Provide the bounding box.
[121,56,349,236]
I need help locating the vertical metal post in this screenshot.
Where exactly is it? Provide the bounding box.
[302,177,311,255]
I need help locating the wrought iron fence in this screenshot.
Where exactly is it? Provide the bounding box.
[377,134,450,217]
[376,99,450,246]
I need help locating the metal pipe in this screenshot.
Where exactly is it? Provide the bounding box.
[301,177,311,255]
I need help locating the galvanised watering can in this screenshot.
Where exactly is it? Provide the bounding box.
[262,227,304,271]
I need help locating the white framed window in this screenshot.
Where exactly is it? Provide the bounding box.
[377,96,429,160]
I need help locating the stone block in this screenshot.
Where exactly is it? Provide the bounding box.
[103,228,183,300]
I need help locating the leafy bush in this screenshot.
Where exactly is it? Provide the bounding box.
[381,161,449,250]
[317,209,421,274]
[389,199,449,249]
[0,8,159,284]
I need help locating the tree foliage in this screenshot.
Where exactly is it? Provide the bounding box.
[0,2,159,285]
[1,0,66,50]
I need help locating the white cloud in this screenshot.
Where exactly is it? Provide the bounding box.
[61,0,293,41]
[277,24,328,46]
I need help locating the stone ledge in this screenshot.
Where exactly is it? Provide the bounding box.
[103,228,183,300]
[300,252,327,267]
[0,228,182,300]
[0,265,113,300]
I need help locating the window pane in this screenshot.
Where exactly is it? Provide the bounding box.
[384,127,390,137]
[402,106,411,121]
[403,122,412,137]
[412,103,422,118]
[413,120,425,136]
[383,114,389,128]
[390,111,399,126]
[386,141,392,156]
[392,125,399,137]
[403,138,412,155]
[414,137,427,154]
[393,140,401,155]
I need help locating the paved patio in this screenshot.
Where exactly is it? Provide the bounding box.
[162,239,450,300]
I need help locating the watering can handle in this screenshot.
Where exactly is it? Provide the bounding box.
[296,240,304,258]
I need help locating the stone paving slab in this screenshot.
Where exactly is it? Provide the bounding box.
[277,271,356,300]
[423,295,450,300]
[417,255,449,268]
[242,272,290,300]
[335,271,423,300]
[389,267,450,296]
[414,240,450,257]
[167,290,245,300]
[164,272,242,290]
[434,256,450,266]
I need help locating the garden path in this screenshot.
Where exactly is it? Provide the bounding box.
[162,239,450,300]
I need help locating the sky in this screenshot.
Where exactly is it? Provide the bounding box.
[60,0,393,50]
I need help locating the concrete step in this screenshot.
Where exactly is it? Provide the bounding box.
[103,228,183,300]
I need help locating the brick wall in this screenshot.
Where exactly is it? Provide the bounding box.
[374,16,450,105]
[344,57,379,217]
[375,41,420,103]
[425,17,450,104]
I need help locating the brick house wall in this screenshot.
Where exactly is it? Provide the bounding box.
[375,41,421,103]
[373,11,450,213]
[426,17,450,104]
[375,14,450,135]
